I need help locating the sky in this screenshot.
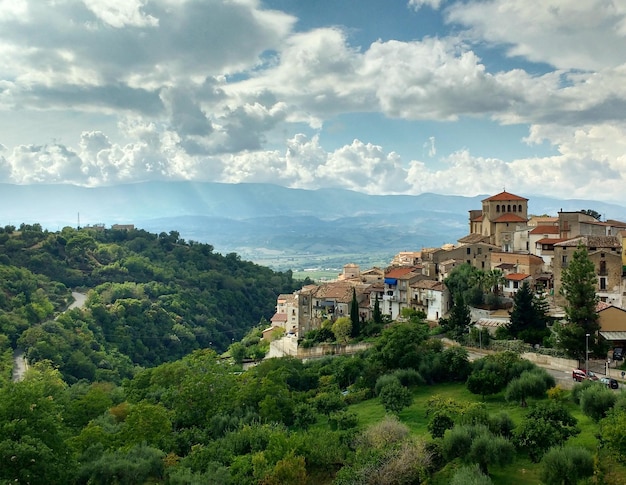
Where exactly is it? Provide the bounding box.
[1,0,626,205]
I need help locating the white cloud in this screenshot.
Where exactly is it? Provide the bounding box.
[83,0,158,28]
[446,0,626,71]
[408,0,444,11]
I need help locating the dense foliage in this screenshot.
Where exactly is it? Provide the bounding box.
[0,223,305,382]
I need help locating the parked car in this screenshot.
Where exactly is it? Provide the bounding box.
[613,347,624,361]
[572,369,599,382]
[600,377,619,389]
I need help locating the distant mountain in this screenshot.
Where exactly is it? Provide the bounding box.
[1,182,625,269]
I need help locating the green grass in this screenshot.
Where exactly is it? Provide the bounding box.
[348,381,603,484]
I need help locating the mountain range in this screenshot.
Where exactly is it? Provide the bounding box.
[2,182,625,270]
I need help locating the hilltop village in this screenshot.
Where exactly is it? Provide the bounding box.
[269,190,626,351]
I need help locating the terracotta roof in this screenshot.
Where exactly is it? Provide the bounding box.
[530,225,560,235]
[385,267,418,279]
[506,273,531,281]
[492,213,528,223]
[476,318,508,328]
[555,236,621,248]
[596,301,614,312]
[471,214,484,222]
[277,294,296,302]
[482,191,528,202]
[271,313,287,323]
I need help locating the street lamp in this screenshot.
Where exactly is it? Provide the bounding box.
[585,333,590,377]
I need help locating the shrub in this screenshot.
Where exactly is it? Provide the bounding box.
[392,368,424,387]
[357,415,409,450]
[374,374,400,396]
[450,464,493,485]
[540,447,594,485]
[379,381,413,415]
[580,384,617,421]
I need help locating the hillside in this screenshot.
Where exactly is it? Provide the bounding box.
[0,224,304,383]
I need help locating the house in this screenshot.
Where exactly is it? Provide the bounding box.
[382,266,424,319]
[410,279,450,322]
[553,236,623,306]
[502,273,532,297]
[597,304,626,351]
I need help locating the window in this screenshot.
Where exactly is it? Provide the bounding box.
[467,247,471,254]
[507,204,511,212]
[518,204,522,212]
[600,277,607,290]
[513,205,517,212]
[496,205,500,212]
[481,261,485,268]
[562,255,567,264]
[514,281,519,289]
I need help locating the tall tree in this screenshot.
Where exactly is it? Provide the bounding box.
[508,282,550,344]
[556,244,601,359]
[350,288,360,338]
[373,293,382,324]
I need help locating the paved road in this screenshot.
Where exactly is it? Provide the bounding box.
[12,291,87,382]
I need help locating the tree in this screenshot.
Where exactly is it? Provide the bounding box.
[484,269,505,309]
[350,288,360,338]
[441,294,471,340]
[581,209,602,220]
[556,244,601,359]
[504,369,555,407]
[444,264,484,307]
[373,293,382,324]
[332,317,352,344]
[600,409,626,461]
[379,381,412,415]
[514,401,579,462]
[508,282,549,344]
[540,446,594,485]
[579,384,617,421]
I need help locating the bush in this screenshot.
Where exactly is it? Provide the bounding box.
[357,415,409,450]
[374,374,401,396]
[450,464,493,485]
[580,384,617,421]
[379,381,413,415]
[392,368,424,387]
[540,447,594,485]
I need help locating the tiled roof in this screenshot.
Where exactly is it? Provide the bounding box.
[555,235,621,248]
[492,213,528,223]
[530,225,560,235]
[385,267,418,279]
[476,318,508,328]
[505,273,531,281]
[277,294,296,303]
[271,313,288,322]
[536,237,569,245]
[606,219,626,228]
[411,280,445,291]
[596,301,614,312]
[471,214,484,222]
[458,233,490,244]
[496,263,516,270]
[482,191,528,202]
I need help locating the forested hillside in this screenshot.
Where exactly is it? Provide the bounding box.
[0,223,305,383]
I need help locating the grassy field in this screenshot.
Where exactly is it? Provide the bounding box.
[348,382,603,484]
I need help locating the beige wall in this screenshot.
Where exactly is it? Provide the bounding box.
[599,307,626,332]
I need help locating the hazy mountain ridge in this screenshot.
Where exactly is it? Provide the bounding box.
[2,182,625,268]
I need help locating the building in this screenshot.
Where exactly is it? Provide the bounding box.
[553,236,623,306]
[468,191,529,250]
[382,266,424,320]
[410,279,450,322]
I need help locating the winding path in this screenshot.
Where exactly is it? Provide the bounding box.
[11,291,87,382]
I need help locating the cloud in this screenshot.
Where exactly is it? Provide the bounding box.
[408,0,444,11]
[446,0,626,71]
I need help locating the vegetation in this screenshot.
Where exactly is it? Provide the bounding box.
[0,223,624,484]
[555,243,605,359]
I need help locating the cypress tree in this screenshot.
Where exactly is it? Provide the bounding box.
[350,288,360,338]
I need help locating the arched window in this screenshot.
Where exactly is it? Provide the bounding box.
[513,205,517,212]
[507,204,511,212]
[496,205,500,212]
[518,204,522,212]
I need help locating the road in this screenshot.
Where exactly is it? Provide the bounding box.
[12,291,87,382]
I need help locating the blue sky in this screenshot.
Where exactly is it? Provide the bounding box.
[1,0,626,205]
